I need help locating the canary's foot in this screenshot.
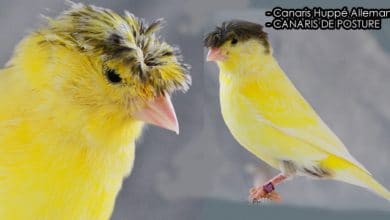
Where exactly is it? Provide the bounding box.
[249,173,287,203]
[249,182,281,202]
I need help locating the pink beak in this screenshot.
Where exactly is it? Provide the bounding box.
[133,94,179,134]
[206,47,226,61]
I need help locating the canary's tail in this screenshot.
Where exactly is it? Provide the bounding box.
[347,169,390,202]
[322,156,390,202]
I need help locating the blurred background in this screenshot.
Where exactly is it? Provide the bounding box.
[1,0,389,219]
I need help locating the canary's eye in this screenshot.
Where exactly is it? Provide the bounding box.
[105,68,122,84]
[231,38,238,45]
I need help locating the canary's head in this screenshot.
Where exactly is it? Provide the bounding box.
[204,20,270,72]
[14,3,191,133]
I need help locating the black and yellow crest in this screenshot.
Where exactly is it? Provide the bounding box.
[38,2,190,95]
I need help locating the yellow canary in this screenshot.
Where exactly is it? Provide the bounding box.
[204,20,389,202]
[0,3,190,220]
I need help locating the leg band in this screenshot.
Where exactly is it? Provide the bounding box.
[263,182,275,193]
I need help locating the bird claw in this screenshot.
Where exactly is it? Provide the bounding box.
[249,183,282,203]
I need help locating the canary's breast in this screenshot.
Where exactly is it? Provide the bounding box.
[219,73,280,168]
[0,116,141,220]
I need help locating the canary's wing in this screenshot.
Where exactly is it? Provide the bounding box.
[240,73,370,174]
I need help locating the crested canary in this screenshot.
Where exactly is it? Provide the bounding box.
[204,20,389,203]
[0,3,190,220]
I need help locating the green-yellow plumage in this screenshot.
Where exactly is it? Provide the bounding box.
[0,3,189,219]
[205,20,390,202]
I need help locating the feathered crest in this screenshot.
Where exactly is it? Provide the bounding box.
[38,2,190,94]
[41,3,164,59]
[204,20,269,52]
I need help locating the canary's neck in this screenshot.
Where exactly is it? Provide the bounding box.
[218,52,281,84]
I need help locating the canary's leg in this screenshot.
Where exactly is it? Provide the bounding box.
[249,173,287,202]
